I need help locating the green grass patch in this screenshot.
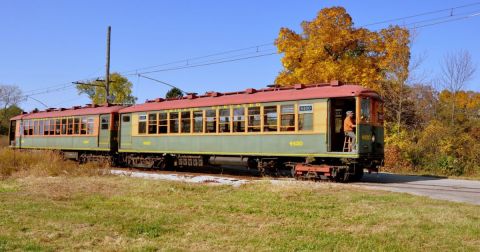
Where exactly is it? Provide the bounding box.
[0,177,479,251]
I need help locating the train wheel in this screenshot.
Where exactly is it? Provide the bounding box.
[157,160,166,170]
[334,169,350,183]
[351,168,364,181]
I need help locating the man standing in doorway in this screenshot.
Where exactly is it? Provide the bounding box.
[344,111,356,152]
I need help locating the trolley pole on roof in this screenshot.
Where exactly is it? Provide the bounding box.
[105,26,111,104]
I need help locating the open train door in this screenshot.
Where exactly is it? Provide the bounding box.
[327,98,356,152]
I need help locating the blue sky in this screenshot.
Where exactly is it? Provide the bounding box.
[1,0,479,111]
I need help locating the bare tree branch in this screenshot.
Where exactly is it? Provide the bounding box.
[440,50,476,125]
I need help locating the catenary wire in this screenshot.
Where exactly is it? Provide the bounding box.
[20,2,480,98]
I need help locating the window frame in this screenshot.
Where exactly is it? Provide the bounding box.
[218,108,231,133]
[280,104,295,132]
[232,107,245,133]
[205,109,217,133]
[158,112,168,134]
[148,113,158,134]
[180,111,191,134]
[193,110,204,133]
[138,114,147,134]
[298,104,314,131]
[263,105,278,132]
[169,112,179,134]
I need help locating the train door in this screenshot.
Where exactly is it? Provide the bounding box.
[328,98,356,152]
[120,114,132,149]
[98,114,110,149]
[9,120,16,146]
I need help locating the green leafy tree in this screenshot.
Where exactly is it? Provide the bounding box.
[76,73,137,105]
[166,87,184,99]
[0,105,22,135]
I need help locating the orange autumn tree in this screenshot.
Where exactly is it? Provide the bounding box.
[274,7,410,94]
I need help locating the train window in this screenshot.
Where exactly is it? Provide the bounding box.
[19,121,23,136]
[44,120,49,135]
[24,120,28,135]
[205,109,216,133]
[122,115,130,122]
[298,104,313,131]
[55,119,60,135]
[80,117,87,135]
[87,117,94,135]
[39,120,44,135]
[23,121,26,136]
[361,98,371,123]
[264,106,278,132]
[67,118,74,134]
[169,112,179,133]
[158,112,168,134]
[74,117,80,134]
[49,119,55,135]
[280,105,295,131]
[49,120,55,135]
[181,111,191,133]
[233,107,245,132]
[219,109,230,133]
[101,116,109,130]
[193,111,203,133]
[33,121,38,135]
[148,113,157,134]
[30,120,34,135]
[138,114,147,134]
[248,107,261,132]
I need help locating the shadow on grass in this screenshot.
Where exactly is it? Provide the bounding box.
[360,172,448,184]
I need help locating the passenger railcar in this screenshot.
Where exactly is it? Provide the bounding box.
[117,81,384,181]
[9,104,123,163]
[9,81,384,182]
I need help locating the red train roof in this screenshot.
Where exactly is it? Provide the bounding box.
[11,104,125,120]
[120,82,380,114]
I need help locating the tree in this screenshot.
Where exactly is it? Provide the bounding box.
[0,85,24,131]
[274,7,411,93]
[0,105,22,135]
[166,87,184,99]
[76,73,137,105]
[440,50,476,125]
[274,7,415,134]
[408,83,438,128]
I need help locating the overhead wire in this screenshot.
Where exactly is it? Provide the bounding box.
[19,2,480,99]
[360,2,480,27]
[120,42,274,75]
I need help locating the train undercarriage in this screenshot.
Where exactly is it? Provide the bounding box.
[57,150,381,182]
[115,153,381,182]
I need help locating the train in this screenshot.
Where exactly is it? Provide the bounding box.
[8,80,384,182]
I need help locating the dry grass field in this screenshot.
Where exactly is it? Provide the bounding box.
[0,148,108,178]
[0,136,8,148]
[0,149,479,251]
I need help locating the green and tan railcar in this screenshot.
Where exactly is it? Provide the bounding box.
[9,104,123,162]
[117,82,384,180]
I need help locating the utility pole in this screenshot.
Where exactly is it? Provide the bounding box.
[105,26,111,103]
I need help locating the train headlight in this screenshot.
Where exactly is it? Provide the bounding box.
[371,134,376,143]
